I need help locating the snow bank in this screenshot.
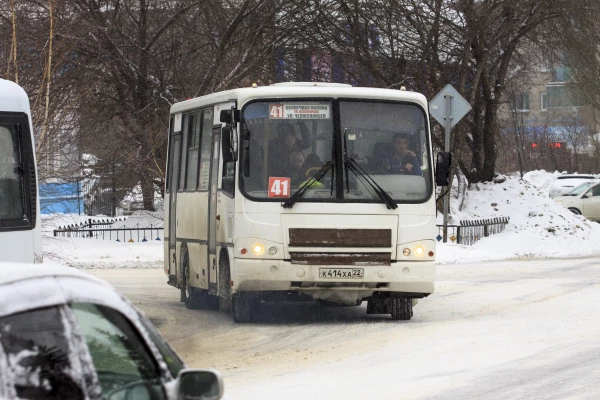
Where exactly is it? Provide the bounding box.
[438,171,600,263]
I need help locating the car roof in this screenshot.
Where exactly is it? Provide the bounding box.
[556,174,597,180]
[0,263,129,318]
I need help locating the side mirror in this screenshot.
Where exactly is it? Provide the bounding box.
[219,109,240,124]
[582,192,591,199]
[435,152,452,186]
[221,126,237,162]
[176,369,224,400]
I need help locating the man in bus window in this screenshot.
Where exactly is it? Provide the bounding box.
[268,122,310,177]
[383,133,421,176]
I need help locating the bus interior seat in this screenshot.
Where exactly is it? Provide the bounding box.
[367,142,393,171]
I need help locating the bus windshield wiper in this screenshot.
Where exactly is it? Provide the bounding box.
[282,161,334,209]
[344,157,397,210]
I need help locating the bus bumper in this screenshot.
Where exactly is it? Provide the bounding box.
[231,258,435,296]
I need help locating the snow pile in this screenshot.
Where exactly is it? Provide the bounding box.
[437,170,600,263]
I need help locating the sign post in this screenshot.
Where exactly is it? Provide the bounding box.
[429,84,471,243]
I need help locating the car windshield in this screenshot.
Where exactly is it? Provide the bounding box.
[566,182,596,196]
[240,99,431,203]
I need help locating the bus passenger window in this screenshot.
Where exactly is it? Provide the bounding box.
[198,109,214,190]
[185,113,201,190]
[178,114,190,192]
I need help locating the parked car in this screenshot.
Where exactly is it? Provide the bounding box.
[0,263,224,400]
[548,174,599,198]
[554,181,600,221]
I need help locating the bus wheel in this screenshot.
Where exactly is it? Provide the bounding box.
[391,298,413,320]
[232,292,254,323]
[218,254,232,313]
[181,247,207,310]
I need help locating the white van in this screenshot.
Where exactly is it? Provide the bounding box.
[0,79,42,263]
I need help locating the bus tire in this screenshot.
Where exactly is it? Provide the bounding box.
[181,246,207,310]
[391,298,413,320]
[218,253,232,313]
[232,292,253,323]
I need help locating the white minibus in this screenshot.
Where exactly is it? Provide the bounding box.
[0,79,42,263]
[164,82,450,322]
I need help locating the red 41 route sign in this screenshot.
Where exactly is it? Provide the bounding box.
[268,177,291,198]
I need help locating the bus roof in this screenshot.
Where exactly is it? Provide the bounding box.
[170,83,428,114]
[0,79,30,114]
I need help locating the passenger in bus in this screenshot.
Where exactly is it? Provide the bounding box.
[381,133,421,176]
[267,122,310,176]
[302,153,322,177]
[288,151,305,185]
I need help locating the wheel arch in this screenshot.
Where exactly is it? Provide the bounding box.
[568,207,582,215]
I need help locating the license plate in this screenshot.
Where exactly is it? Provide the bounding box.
[319,268,364,279]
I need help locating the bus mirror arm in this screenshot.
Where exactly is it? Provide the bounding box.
[221,126,236,162]
[231,126,239,161]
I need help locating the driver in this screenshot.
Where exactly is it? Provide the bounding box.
[267,122,310,177]
[383,133,421,175]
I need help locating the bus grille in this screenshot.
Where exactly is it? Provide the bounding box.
[290,252,391,266]
[289,228,391,248]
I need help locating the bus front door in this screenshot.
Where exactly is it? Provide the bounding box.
[207,128,221,293]
[168,132,181,276]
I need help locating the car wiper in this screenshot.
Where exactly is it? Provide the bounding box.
[282,161,334,209]
[345,157,397,210]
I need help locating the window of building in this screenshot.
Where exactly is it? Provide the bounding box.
[547,85,582,108]
[541,93,548,111]
[510,93,530,112]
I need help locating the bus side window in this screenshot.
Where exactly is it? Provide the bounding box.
[178,114,190,192]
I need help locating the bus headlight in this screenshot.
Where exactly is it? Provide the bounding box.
[414,246,425,256]
[556,201,563,205]
[402,248,411,256]
[268,246,278,255]
[252,244,265,255]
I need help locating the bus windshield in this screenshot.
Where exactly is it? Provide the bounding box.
[0,122,25,220]
[240,99,431,203]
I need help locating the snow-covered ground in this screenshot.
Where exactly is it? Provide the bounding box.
[436,170,600,263]
[42,211,164,269]
[91,257,600,400]
[42,170,600,268]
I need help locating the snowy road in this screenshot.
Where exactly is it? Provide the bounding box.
[90,257,600,399]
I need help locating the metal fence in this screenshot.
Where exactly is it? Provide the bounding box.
[436,217,510,245]
[53,218,164,242]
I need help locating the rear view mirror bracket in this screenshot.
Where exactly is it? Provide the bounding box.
[435,152,452,187]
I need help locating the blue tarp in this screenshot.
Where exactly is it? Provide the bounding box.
[39,182,83,214]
